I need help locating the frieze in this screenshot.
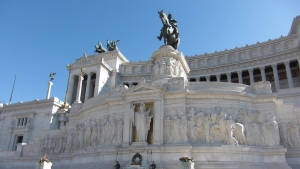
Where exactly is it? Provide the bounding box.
[39,114,124,155]
[164,107,280,146]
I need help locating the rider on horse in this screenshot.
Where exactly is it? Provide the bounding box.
[157,12,179,41]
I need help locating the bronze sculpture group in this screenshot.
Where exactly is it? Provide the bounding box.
[94,10,180,53]
[94,40,120,53]
[157,10,180,49]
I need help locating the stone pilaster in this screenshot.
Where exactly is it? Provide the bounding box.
[153,99,162,145]
[110,69,117,90]
[94,66,101,96]
[122,102,131,147]
[67,75,75,105]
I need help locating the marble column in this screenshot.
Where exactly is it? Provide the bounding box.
[205,75,210,82]
[237,71,243,84]
[84,73,92,102]
[271,63,280,92]
[67,75,75,104]
[46,81,53,99]
[216,74,221,82]
[94,66,101,96]
[195,78,199,82]
[284,61,294,88]
[153,99,162,145]
[226,73,231,83]
[129,82,133,88]
[248,69,254,84]
[75,75,84,103]
[259,66,266,81]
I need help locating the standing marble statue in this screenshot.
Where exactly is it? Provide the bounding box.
[134,103,153,142]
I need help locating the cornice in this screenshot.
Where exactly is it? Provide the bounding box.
[289,15,300,35]
[86,50,128,63]
[0,97,63,113]
[186,34,297,60]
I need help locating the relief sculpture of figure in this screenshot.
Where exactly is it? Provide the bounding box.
[225,116,238,145]
[134,103,153,142]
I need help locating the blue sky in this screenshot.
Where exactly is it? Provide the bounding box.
[0,1,299,104]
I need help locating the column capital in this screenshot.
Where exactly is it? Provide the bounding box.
[226,72,231,76]
[284,60,290,65]
[78,75,84,81]
[259,66,265,70]
[271,63,277,68]
[216,74,220,77]
[205,75,210,78]
[248,68,253,72]
[237,70,242,74]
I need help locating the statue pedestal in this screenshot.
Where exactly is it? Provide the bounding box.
[36,162,52,169]
[178,161,194,169]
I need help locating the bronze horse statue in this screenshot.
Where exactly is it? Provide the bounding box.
[157,10,180,50]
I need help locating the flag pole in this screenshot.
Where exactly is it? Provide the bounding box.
[9,74,17,104]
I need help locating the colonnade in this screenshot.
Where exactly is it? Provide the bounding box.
[68,72,96,104]
[189,60,300,92]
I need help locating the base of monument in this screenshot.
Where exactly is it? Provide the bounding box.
[36,162,52,169]
[131,142,148,147]
[124,165,146,169]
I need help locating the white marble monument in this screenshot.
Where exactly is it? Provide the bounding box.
[0,15,300,169]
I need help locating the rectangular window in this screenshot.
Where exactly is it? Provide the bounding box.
[13,135,23,151]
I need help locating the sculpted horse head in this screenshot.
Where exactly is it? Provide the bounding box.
[158,10,170,27]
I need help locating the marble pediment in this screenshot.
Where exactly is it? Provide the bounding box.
[72,57,101,68]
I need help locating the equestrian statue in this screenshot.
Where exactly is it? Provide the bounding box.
[157,10,180,50]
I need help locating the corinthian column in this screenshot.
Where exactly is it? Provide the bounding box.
[284,61,294,88]
[237,71,243,84]
[226,73,231,83]
[271,63,280,92]
[75,75,84,103]
[84,73,92,102]
[205,75,210,82]
[248,69,254,84]
[259,66,266,81]
[216,74,220,82]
